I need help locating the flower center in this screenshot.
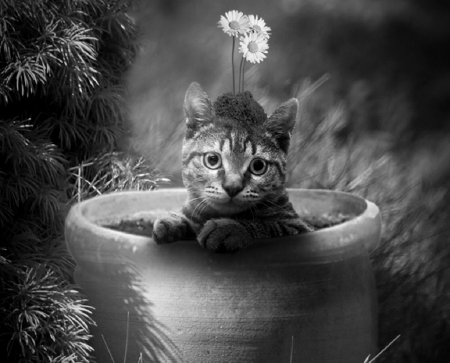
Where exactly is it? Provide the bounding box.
[229,21,240,30]
[253,25,261,33]
[248,41,259,53]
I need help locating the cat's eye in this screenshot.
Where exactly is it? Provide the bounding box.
[203,152,222,169]
[249,158,268,175]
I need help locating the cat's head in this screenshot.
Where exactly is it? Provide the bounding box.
[182,82,298,214]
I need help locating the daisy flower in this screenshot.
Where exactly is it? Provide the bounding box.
[218,10,250,37]
[248,15,271,38]
[239,32,269,64]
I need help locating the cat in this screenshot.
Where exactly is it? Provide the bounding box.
[152,82,313,252]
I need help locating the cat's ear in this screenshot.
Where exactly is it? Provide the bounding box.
[184,82,214,128]
[265,98,298,153]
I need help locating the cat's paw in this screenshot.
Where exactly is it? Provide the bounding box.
[197,219,253,253]
[152,213,190,244]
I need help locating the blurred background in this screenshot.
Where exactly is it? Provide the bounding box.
[125,0,450,184]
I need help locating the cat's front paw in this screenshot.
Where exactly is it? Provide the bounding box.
[152,213,190,244]
[197,219,253,253]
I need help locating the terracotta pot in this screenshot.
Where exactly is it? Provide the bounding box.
[65,188,380,363]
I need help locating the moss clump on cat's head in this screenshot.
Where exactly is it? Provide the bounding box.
[183,82,298,153]
[213,91,267,125]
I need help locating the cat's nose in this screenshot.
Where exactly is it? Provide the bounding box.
[222,181,244,198]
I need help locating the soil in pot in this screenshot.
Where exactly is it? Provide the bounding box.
[103,213,354,237]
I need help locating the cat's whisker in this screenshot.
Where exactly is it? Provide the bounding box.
[248,202,257,221]
[187,195,204,203]
[191,199,205,218]
[192,198,210,219]
[198,199,212,216]
[186,187,203,200]
[258,199,293,215]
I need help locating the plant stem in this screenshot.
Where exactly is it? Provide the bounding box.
[290,336,294,363]
[232,36,236,95]
[242,57,246,92]
[123,311,130,363]
[239,55,244,93]
[101,335,116,363]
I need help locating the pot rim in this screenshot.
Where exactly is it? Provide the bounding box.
[65,188,381,256]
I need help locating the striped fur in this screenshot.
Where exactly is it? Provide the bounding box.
[152,83,312,252]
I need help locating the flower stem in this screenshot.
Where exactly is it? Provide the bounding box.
[241,57,246,92]
[238,55,245,93]
[231,36,236,95]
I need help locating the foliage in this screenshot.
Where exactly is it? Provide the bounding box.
[0,0,142,361]
[0,119,66,238]
[0,0,137,162]
[68,151,166,204]
[0,260,95,363]
[214,91,267,124]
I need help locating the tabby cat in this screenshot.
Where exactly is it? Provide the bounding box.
[152,82,312,252]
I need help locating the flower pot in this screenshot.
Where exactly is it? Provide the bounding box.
[65,188,380,363]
